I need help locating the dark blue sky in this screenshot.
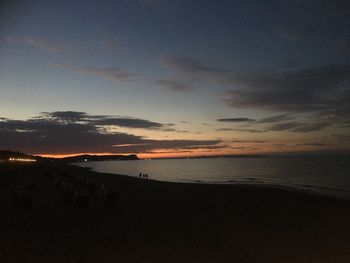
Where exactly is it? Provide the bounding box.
[0,0,349,157]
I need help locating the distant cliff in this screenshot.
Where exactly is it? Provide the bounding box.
[60,154,139,163]
[0,150,138,163]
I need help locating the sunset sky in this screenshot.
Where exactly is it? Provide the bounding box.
[0,0,349,158]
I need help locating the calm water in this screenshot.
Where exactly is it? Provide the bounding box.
[77,156,350,199]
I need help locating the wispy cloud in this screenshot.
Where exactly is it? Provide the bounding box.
[160,56,350,127]
[216,128,265,133]
[267,121,331,133]
[228,139,267,143]
[297,142,330,147]
[223,64,350,118]
[268,122,303,131]
[42,111,164,130]
[99,39,120,50]
[160,56,225,76]
[82,67,131,81]
[155,79,191,91]
[58,64,132,82]
[255,114,294,124]
[94,118,164,129]
[217,120,331,133]
[274,27,305,42]
[23,38,63,53]
[291,122,331,133]
[217,118,255,123]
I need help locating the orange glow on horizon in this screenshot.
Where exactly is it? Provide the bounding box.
[35,150,237,159]
[36,152,119,159]
[34,144,317,159]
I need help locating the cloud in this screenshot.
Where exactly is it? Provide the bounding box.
[58,64,131,82]
[3,37,66,53]
[266,121,331,133]
[228,139,267,143]
[132,143,225,152]
[332,134,350,145]
[223,64,350,115]
[297,142,329,147]
[274,27,305,42]
[94,118,164,129]
[267,121,331,133]
[41,111,94,121]
[39,111,166,130]
[160,57,350,125]
[217,118,255,123]
[268,122,303,131]
[291,122,331,133]
[23,38,63,53]
[0,111,223,154]
[112,139,224,153]
[155,79,191,91]
[216,120,330,133]
[216,128,235,131]
[82,67,130,82]
[160,56,225,75]
[158,56,231,91]
[100,39,120,50]
[256,114,294,123]
[160,56,350,132]
[216,128,265,133]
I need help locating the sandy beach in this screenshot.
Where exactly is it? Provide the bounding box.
[1,162,349,263]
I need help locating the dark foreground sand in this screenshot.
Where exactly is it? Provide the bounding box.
[0,162,349,263]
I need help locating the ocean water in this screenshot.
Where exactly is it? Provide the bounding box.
[77,156,350,199]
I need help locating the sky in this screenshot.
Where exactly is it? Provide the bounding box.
[0,0,349,158]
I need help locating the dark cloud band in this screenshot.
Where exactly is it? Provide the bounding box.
[0,111,224,154]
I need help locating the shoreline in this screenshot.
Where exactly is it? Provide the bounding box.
[76,162,350,202]
[1,162,350,262]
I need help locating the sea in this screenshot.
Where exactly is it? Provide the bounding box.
[77,156,350,200]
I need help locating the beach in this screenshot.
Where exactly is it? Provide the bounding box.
[1,162,349,263]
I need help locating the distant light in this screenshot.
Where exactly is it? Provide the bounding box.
[84,159,88,162]
[8,157,37,162]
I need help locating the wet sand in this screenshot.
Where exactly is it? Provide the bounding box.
[1,162,349,263]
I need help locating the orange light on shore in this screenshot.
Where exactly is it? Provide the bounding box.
[8,157,37,162]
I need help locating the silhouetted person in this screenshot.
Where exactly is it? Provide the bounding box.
[139,172,142,178]
[145,173,148,179]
